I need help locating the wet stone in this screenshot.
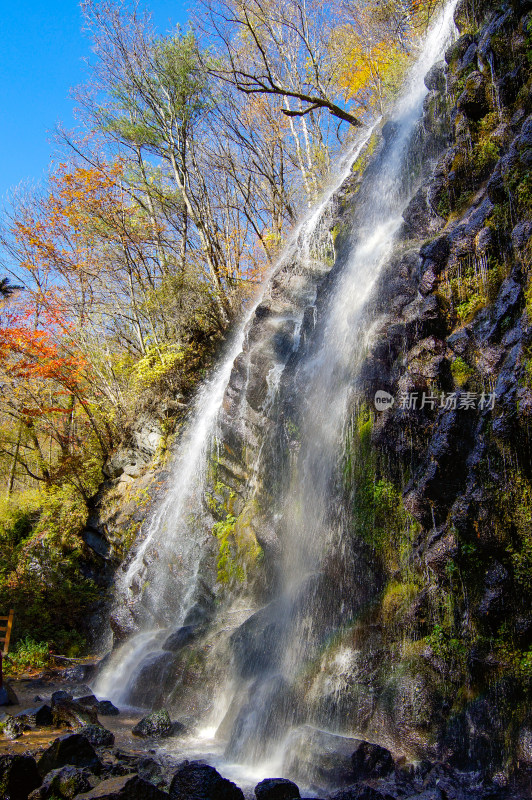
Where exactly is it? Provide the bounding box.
[169,761,244,800]
[282,727,359,787]
[75,773,169,799]
[77,695,99,707]
[329,786,396,800]
[351,741,394,779]
[52,698,99,729]
[0,754,42,800]
[3,715,29,739]
[37,733,102,777]
[162,625,197,652]
[132,709,174,738]
[15,704,53,727]
[28,765,94,799]
[97,700,120,716]
[255,778,301,800]
[51,690,73,705]
[0,682,19,706]
[79,724,115,748]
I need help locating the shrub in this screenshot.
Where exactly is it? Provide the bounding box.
[3,636,51,676]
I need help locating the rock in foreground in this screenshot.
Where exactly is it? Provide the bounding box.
[75,773,169,799]
[0,754,42,800]
[132,709,174,738]
[37,733,101,777]
[28,765,94,799]
[255,777,301,800]
[169,761,244,800]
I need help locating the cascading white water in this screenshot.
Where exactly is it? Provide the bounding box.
[221,0,458,769]
[95,2,458,784]
[94,125,376,704]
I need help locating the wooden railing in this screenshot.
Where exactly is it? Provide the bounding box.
[0,610,14,656]
[0,609,14,691]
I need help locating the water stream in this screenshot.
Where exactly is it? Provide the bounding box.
[94,124,376,704]
[95,0,457,786]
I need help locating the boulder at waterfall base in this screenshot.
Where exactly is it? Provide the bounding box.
[169,761,245,800]
[37,733,102,776]
[79,723,115,747]
[74,773,169,799]
[255,778,301,800]
[28,765,94,799]
[132,709,175,738]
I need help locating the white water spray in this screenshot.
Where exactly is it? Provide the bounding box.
[95,124,376,703]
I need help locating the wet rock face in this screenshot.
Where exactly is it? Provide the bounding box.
[127,651,176,708]
[162,625,197,652]
[456,71,490,120]
[335,0,532,774]
[203,0,532,778]
[229,600,288,678]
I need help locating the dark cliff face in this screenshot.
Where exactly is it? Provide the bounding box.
[206,0,532,774]
[345,0,532,771]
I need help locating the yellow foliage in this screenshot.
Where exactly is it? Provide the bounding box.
[131,343,186,390]
[331,23,411,112]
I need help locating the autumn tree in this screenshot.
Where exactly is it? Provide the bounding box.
[78,1,241,322]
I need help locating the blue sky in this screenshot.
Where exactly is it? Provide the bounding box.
[0,1,190,202]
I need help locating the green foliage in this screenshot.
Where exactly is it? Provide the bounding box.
[207,452,263,587]
[382,580,420,624]
[105,30,210,147]
[345,403,419,574]
[0,490,41,580]
[450,356,474,386]
[516,173,532,218]
[425,623,468,675]
[526,17,532,65]
[472,112,500,171]
[0,485,99,652]
[3,636,51,675]
[455,293,484,324]
[351,131,379,178]
[436,190,450,219]
[502,476,532,596]
[212,513,244,584]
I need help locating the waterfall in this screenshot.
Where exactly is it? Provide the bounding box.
[221,0,458,768]
[94,124,376,705]
[95,0,458,783]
